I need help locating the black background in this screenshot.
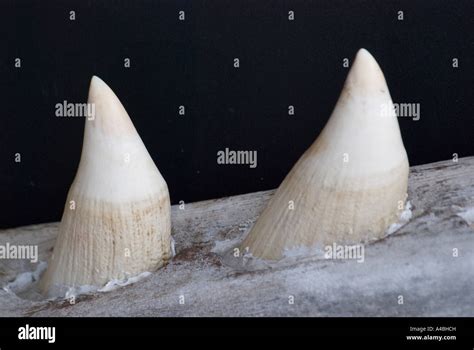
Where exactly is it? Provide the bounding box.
[1,0,473,228]
[0,317,473,344]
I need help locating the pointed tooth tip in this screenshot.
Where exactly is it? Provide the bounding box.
[89,75,109,93]
[355,48,373,59]
[87,75,117,113]
[91,75,102,82]
[86,76,136,135]
[346,48,386,90]
[353,48,380,71]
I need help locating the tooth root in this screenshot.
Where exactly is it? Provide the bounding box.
[241,49,409,260]
[40,76,172,296]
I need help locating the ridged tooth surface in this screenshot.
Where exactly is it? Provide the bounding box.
[40,76,171,296]
[241,49,409,260]
[43,194,171,289]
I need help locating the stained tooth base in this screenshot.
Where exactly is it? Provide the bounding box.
[39,194,171,296]
[241,160,409,260]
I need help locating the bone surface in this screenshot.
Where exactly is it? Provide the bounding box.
[0,157,473,316]
[241,48,409,260]
[38,76,172,296]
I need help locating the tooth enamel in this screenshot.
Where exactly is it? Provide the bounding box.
[39,76,172,296]
[240,49,409,260]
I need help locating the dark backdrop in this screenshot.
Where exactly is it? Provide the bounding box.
[1,0,473,228]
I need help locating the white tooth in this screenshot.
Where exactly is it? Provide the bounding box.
[241,49,409,260]
[40,76,172,296]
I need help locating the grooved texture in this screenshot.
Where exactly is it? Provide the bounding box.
[39,193,171,296]
[0,157,473,316]
[38,76,172,296]
[241,49,409,259]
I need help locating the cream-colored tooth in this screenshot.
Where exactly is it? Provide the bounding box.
[241,48,409,260]
[39,76,172,296]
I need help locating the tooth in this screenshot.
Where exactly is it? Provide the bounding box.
[40,76,172,296]
[241,49,409,260]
